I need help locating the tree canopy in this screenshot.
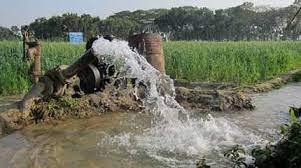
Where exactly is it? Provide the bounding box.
[2,1,301,41]
[0,27,18,40]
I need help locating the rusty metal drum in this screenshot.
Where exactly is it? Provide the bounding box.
[129,33,165,73]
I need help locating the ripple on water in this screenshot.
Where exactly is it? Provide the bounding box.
[1,37,301,167]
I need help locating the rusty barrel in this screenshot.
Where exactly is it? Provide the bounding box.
[129,33,165,73]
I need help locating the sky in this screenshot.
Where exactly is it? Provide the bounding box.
[0,0,295,27]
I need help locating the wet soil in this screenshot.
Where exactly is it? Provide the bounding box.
[175,69,301,112]
[1,83,301,168]
[1,69,300,138]
[0,86,143,137]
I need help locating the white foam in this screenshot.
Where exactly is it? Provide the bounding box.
[92,38,263,166]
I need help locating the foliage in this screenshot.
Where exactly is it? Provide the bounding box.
[1,41,301,96]
[29,13,101,41]
[250,146,272,167]
[251,108,301,168]
[225,107,301,168]
[60,96,78,108]
[155,3,300,41]
[4,1,301,41]
[196,157,211,168]
[224,145,250,168]
[164,41,301,85]
[27,9,168,40]
[0,41,84,96]
[280,107,301,134]
[0,41,29,95]
[0,27,18,40]
[30,96,80,122]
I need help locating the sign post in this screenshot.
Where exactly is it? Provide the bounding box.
[69,32,84,44]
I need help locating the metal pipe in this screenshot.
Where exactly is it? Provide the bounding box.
[60,49,96,81]
[19,81,47,114]
[19,48,98,113]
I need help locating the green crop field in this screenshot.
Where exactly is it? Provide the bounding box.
[1,40,301,96]
[164,41,301,84]
[0,41,84,96]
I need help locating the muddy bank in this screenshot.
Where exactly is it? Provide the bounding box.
[0,87,143,137]
[175,69,301,112]
[175,86,253,111]
[1,69,301,137]
[242,69,301,93]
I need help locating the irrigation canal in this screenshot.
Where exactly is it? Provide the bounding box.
[0,83,301,167]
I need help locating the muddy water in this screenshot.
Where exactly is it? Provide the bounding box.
[217,83,301,141]
[0,95,22,113]
[0,83,301,168]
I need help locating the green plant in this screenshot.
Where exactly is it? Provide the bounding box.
[196,156,211,168]
[224,145,253,168]
[2,41,301,96]
[164,41,301,85]
[59,97,78,108]
[0,41,84,96]
[225,107,301,168]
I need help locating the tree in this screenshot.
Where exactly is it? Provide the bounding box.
[0,26,17,40]
[10,26,20,38]
[17,1,300,41]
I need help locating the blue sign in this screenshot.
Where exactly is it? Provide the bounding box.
[69,32,84,44]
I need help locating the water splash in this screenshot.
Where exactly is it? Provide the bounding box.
[92,38,263,166]
[92,37,185,118]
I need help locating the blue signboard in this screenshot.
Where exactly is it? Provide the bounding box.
[69,32,84,44]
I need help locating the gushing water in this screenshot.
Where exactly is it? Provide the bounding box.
[1,84,300,168]
[92,38,263,166]
[92,37,184,117]
[1,38,301,167]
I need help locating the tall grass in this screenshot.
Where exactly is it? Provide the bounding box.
[0,41,84,96]
[164,41,301,84]
[1,40,301,96]
[0,41,28,95]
